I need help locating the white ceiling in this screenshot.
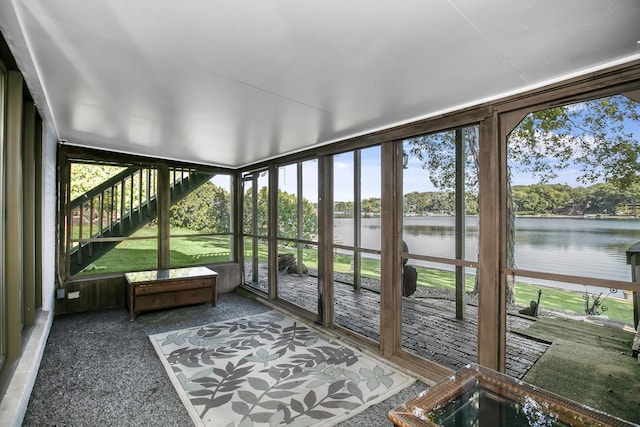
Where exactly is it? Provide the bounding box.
[1,0,639,168]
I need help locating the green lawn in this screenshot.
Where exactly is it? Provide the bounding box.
[75,226,231,276]
[78,237,635,325]
[285,246,634,325]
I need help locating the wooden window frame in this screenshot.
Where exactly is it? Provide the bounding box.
[237,60,640,381]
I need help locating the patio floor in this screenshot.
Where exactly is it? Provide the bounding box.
[25,268,635,425]
[24,293,431,426]
[244,266,550,380]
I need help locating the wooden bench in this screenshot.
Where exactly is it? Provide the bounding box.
[125,266,217,320]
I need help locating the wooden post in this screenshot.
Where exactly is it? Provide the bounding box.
[60,150,72,281]
[317,156,333,326]
[297,162,304,277]
[251,174,259,284]
[625,241,640,329]
[268,165,278,301]
[34,114,43,308]
[354,150,362,291]
[477,112,505,372]
[455,128,466,320]
[22,101,36,327]
[5,70,24,359]
[379,141,401,357]
[232,172,242,269]
[157,166,170,269]
[626,242,640,359]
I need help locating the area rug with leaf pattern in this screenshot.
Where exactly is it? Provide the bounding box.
[149,310,415,427]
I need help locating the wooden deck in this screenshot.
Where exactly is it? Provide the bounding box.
[244,267,549,380]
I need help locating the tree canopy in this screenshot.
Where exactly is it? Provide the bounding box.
[170,181,231,233]
[405,95,640,193]
[70,163,125,200]
[404,94,640,304]
[508,95,640,190]
[243,187,318,240]
[511,182,637,216]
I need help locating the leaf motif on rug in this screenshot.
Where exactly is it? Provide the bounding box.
[149,311,415,427]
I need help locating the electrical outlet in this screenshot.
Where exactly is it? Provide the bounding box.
[56,288,65,299]
[68,291,80,300]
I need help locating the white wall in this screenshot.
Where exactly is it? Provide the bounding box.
[0,122,57,427]
[41,123,57,311]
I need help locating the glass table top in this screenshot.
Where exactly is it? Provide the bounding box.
[125,266,217,283]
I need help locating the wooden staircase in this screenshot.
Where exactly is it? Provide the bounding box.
[69,167,212,275]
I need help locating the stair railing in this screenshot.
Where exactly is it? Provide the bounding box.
[69,167,158,264]
[68,165,209,273]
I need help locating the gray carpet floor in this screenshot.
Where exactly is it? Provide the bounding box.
[23,292,428,426]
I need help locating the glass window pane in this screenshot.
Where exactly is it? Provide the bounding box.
[243,170,269,293]
[302,159,318,238]
[168,171,233,268]
[278,163,298,239]
[169,235,232,268]
[277,244,318,315]
[360,146,381,251]
[209,174,232,233]
[333,152,354,246]
[400,125,480,373]
[333,250,382,342]
[401,263,477,370]
[243,178,254,235]
[361,253,381,284]
[501,95,640,408]
[402,126,479,261]
[69,164,158,276]
[464,127,479,263]
[403,136,455,259]
[244,237,268,292]
[75,226,158,275]
[256,172,269,237]
[276,160,319,314]
[70,163,126,200]
[0,65,5,367]
[333,249,354,286]
[507,95,640,282]
[332,147,382,342]
[508,275,634,410]
[169,175,232,234]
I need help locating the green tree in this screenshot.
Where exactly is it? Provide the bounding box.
[278,190,298,239]
[406,126,502,298]
[569,186,590,215]
[587,183,627,214]
[70,163,125,200]
[277,190,317,240]
[408,94,640,306]
[334,201,354,218]
[512,186,532,214]
[509,95,640,190]
[169,181,230,233]
[243,186,269,236]
[623,183,640,217]
[244,187,317,240]
[516,184,572,215]
[361,197,381,216]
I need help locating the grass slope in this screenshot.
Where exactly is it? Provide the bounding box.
[79,234,635,325]
[511,317,634,354]
[523,339,640,423]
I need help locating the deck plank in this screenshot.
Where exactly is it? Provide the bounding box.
[244,268,549,379]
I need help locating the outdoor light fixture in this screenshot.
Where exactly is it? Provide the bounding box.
[402,150,409,169]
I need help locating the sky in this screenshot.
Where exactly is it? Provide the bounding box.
[262,95,640,203]
[275,146,592,203]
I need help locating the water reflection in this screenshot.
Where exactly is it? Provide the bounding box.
[335,216,640,283]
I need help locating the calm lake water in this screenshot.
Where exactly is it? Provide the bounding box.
[334,216,640,295]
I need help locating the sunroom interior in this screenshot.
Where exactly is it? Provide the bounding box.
[1,1,640,425]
